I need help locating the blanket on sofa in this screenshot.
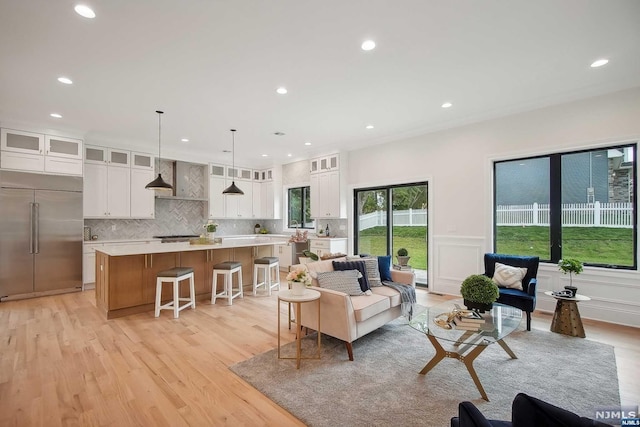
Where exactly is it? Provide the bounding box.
[382,281,416,320]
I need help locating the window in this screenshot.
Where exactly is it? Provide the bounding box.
[354,183,428,275]
[288,186,314,229]
[494,143,637,269]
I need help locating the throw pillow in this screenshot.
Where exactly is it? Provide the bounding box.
[317,270,365,296]
[360,257,383,287]
[377,255,392,281]
[492,262,527,291]
[333,260,370,292]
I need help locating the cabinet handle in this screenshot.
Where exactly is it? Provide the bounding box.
[149,254,153,267]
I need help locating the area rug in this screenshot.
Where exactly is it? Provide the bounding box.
[230,320,620,427]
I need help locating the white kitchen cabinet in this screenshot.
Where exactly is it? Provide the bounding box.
[262,180,276,219]
[309,237,347,259]
[226,182,253,218]
[83,162,130,218]
[131,152,154,170]
[310,154,339,174]
[252,181,262,218]
[208,176,226,218]
[276,243,293,271]
[130,168,155,218]
[310,170,341,218]
[85,145,130,167]
[1,128,82,175]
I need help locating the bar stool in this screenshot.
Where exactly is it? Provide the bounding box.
[154,267,196,318]
[211,261,243,305]
[253,256,280,296]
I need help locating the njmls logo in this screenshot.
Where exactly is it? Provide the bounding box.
[621,419,639,426]
[595,405,638,423]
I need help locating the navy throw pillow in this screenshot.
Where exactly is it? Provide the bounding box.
[332,260,370,292]
[377,255,392,281]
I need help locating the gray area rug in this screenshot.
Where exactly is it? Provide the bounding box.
[231,320,620,427]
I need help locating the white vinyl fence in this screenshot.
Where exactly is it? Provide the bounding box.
[358,209,427,231]
[496,202,633,228]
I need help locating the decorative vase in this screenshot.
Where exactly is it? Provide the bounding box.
[463,299,493,313]
[290,281,306,296]
[397,256,411,266]
[254,226,261,234]
[207,232,215,241]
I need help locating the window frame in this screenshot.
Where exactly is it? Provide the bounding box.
[493,142,637,270]
[287,186,314,229]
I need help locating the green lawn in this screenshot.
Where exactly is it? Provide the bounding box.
[356,225,634,269]
[358,226,427,270]
[496,226,634,266]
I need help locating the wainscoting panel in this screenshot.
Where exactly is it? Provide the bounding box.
[431,235,485,295]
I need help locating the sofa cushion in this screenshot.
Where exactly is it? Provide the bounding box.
[377,255,393,281]
[492,262,527,291]
[333,260,370,292]
[317,270,365,296]
[370,285,401,307]
[350,293,390,322]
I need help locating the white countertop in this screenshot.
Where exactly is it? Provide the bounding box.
[96,237,288,256]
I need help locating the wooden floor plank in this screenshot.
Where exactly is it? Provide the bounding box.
[0,285,636,426]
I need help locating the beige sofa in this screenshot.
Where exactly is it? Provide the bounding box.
[292,258,416,360]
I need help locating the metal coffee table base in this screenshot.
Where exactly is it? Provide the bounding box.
[419,333,517,401]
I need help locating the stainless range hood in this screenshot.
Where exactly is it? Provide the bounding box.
[155,160,208,201]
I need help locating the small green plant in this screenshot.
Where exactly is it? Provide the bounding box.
[460,274,499,304]
[397,248,408,257]
[558,258,583,286]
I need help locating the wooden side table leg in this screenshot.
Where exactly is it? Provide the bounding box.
[551,300,586,338]
[295,302,302,369]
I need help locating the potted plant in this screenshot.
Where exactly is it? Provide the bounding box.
[286,266,312,295]
[254,223,261,234]
[396,248,410,266]
[558,258,583,297]
[460,274,500,312]
[203,220,218,240]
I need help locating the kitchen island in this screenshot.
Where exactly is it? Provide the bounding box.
[95,237,288,319]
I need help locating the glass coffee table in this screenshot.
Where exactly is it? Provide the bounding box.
[409,299,522,401]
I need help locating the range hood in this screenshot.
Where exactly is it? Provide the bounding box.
[155,160,208,201]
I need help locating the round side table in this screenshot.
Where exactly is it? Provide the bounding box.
[277,289,321,369]
[544,291,591,338]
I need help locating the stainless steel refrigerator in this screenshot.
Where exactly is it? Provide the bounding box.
[0,170,83,300]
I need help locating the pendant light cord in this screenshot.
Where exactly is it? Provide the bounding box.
[231,129,236,173]
[156,110,164,162]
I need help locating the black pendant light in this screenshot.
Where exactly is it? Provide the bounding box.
[222,129,244,195]
[145,110,173,190]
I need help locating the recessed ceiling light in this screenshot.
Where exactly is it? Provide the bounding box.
[276,87,288,95]
[181,138,189,142]
[74,4,96,18]
[304,142,311,146]
[287,153,292,157]
[365,124,374,129]
[261,154,268,157]
[590,58,609,68]
[361,40,376,51]
[50,113,62,118]
[274,131,285,136]
[441,102,453,108]
[57,77,73,85]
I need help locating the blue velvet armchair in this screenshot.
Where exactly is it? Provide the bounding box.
[483,253,539,331]
[450,393,610,427]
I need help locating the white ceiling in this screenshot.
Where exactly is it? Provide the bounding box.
[1,0,639,168]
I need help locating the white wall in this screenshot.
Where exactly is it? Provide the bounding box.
[347,87,640,327]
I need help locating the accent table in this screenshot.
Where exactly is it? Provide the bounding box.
[545,291,591,338]
[278,289,321,369]
[409,299,522,401]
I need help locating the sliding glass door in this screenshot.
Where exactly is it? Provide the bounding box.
[354,183,428,284]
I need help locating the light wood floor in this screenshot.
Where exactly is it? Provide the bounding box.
[0,285,637,426]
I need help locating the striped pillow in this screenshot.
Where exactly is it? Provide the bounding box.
[333,260,370,292]
[317,271,364,296]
